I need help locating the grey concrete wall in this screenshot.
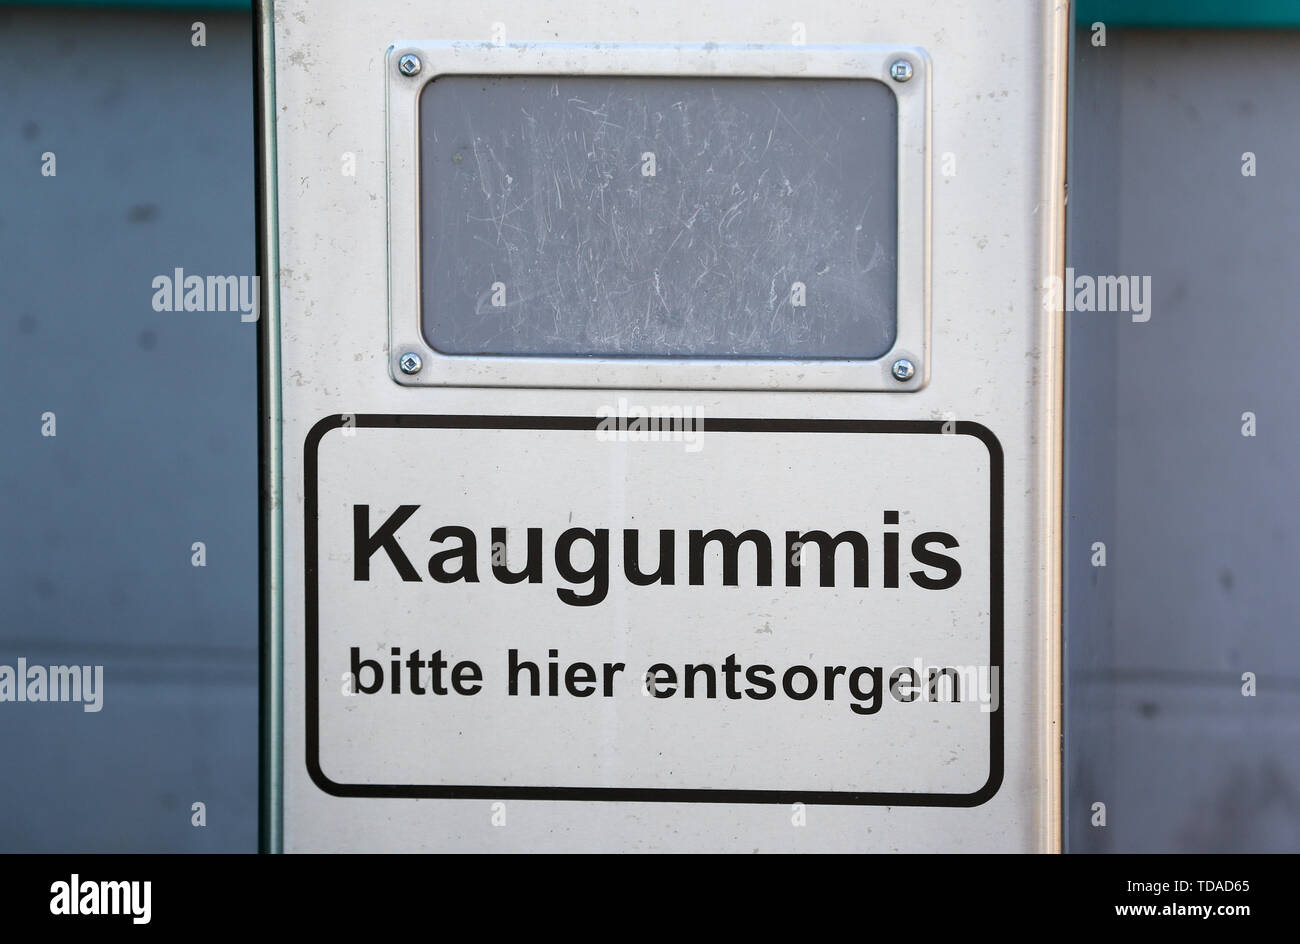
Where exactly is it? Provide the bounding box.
[0,8,257,851]
[1066,29,1300,852]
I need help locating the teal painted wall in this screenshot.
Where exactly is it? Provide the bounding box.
[1078,0,1300,28]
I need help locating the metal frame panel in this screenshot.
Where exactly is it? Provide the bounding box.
[386,41,930,391]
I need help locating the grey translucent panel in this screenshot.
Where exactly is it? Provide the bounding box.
[418,75,897,358]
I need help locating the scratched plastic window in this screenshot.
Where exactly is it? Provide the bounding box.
[418,75,898,359]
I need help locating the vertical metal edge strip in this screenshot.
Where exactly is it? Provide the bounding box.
[254,0,284,855]
[1040,0,1072,853]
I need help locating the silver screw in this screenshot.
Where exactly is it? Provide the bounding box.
[889,59,914,83]
[398,53,422,77]
[399,352,423,375]
[891,358,916,382]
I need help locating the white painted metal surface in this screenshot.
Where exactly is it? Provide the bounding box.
[263,0,1066,852]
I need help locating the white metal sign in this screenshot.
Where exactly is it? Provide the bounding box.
[260,0,1066,852]
[307,415,1001,803]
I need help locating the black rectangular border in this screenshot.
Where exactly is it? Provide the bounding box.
[304,414,1003,807]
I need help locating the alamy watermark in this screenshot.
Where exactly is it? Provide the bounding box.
[151,268,258,322]
[1043,268,1152,322]
[595,397,705,453]
[50,875,150,924]
[0,658,103,712]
